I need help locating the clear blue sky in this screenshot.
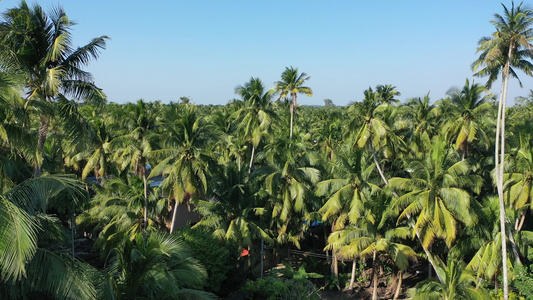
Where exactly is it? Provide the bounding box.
[4,0,533,105]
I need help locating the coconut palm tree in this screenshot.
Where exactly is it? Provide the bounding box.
[409,258,490,300]
[400,94,440,156]
[326,220,417,300]
[100,232,215,300]
[348,85,404,185]
[112,100,159,231]
[194,162,271,250]
[274,67,313,140]
[388,136,482,284]
[151,103,214,233]
[0,175,96,299]
[443,79,493,159]
[233,77,276,173]
[472,4,533,297]
[0,1,108,177]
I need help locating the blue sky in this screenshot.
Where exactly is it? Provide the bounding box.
[4,0,533,105]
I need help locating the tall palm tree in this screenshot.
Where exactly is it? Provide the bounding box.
[443,79,493,159]
[400,93,440,157]
[472,4,533,298]
[328,223,417,300]
[234,77,276,173]
[0,1,108,177]
[388,136,482,284]
[112,100,159,231]
[348,85,403,185]
[274,67,313,140]
[151,104,214,233]
[194,163,271,250]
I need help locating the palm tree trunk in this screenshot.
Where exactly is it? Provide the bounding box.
[372,250,378,300]
[143,174,148,232]
[170,198,180,233]
[69,206,75,258]
[393,270,403,300]
[516,209,527,232]
[260,238,264,278]
[34,115,50,178]
[507,227,522,265]
[407,217,445,284]
[349,259,357,290]
[497,41,514,300]
[370,142,388,185]
[332,248,340,290]
[248,145,255,174]
[289,102,294,140]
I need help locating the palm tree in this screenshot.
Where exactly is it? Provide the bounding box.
[151,103,213,233]
[388,136,482,284]
[348,85,403,185]
[326,221,417,300]
[260,133,320,247]
[409,258,490,300]
[401,93,440,157]
[0,1,108,177]
[234,77,276,173]
[194,162,272,251]
[112,100,159,231]
[274,66,313,140]
[472,5,533,298]
[443,79,493,159]
[100,232,215,300]
[76,175,165,256]
[0,175,96,299]
[317,146,379,288]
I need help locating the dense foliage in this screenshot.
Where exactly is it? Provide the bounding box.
[2,1,533,299]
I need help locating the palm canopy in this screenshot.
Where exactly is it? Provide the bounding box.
[233,77,276,172]
[0,1,108,176]
[0,175,96,299]
[0,1,108,102]
[194,162,272,249]
[443,79,493,157]
[274,66,313,139]
[472,2,533,89]
[389,136,482,249]
[400,93,440,156]
[409,259,490,300]
[317,146,380,228]
[100,232,215,300]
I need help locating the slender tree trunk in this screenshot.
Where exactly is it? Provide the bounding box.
[332,248,340,290]
[393,270,403,300]
[428,245,433,279]
[349,259,357,290]
[370,142,389,185]
[69,206,75,258]
[248,145,255,174]
[260,238,264,278]
[495,271,499,294]
[143,174,148,232]
[34,115,50,178]
[407,217,445,284]
[372,250,378,300]
[170,199,179,233]
[289,102,294,140]
[497,42,513,300]
[507,227,522,265]
[516,209,527,232]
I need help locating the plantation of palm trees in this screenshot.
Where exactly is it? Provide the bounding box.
[4,1,533,299]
